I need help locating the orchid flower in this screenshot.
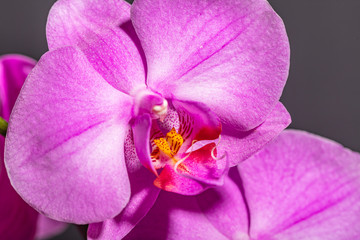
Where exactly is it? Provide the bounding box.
[0,55,66,240]
[5,0,290,233]
[122,130,360,240]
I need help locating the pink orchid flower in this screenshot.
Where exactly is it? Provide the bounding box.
[121,130,360,240]
[5,0,290,232]
[0,55,66,240]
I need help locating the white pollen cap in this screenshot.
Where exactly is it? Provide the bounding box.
[152,99,168,121]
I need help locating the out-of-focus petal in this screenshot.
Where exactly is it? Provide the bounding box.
[47,0,145,94]
[5,47,132,224]
[196,175,249,240]
[132,0,289,131]
[0,55,38,240]
[123,191,227,240]
[47,0,130,50]
[35,215,67,240]
[240,130,360,239]
[88,131,160,240]
[0,55,36,120]
[219,102,291,166]
[0,139,38,240]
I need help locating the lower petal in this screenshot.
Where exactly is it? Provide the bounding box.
[123,191,227,240]
[196,175,249,239]
[240,130,360,239]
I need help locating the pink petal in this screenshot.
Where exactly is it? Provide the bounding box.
[132,0,289,131]
[123,191,227,240]
[5,47,133,224]
[196,174,249,239]
[35,215,67,240]
[75,27,146,94]
[47,0,130,50]
[240,130,360,239]
[0,55,36,120]
[219,102,291,166]
[47,0,145,94]
[88,131,160,240]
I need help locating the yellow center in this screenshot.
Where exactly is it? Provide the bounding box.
[153,128,184,158]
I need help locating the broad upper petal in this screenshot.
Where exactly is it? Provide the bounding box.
[132,0,289,131]
[5,47,132,224]
[123,190,227,240]
[88,130,160,240]
[47,0,145,94]
[239,130,360,239]
[219,102,291,166]
[47,0,130,50]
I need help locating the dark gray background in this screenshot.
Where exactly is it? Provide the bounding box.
[1,0,359,239]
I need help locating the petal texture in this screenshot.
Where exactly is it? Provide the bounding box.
[132,0,289,131]
[124,191,227,240]
[5,47,132,224]
[47,0,145,94]
[47,0,130,50]
[219,102,291,166]
[240,130,360,239]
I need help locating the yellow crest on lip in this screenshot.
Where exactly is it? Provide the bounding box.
[153,128,184,158]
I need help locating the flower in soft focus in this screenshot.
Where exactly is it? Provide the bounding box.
[0,55,66,240]
[6,0,290,233]
[121,130,360,240]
